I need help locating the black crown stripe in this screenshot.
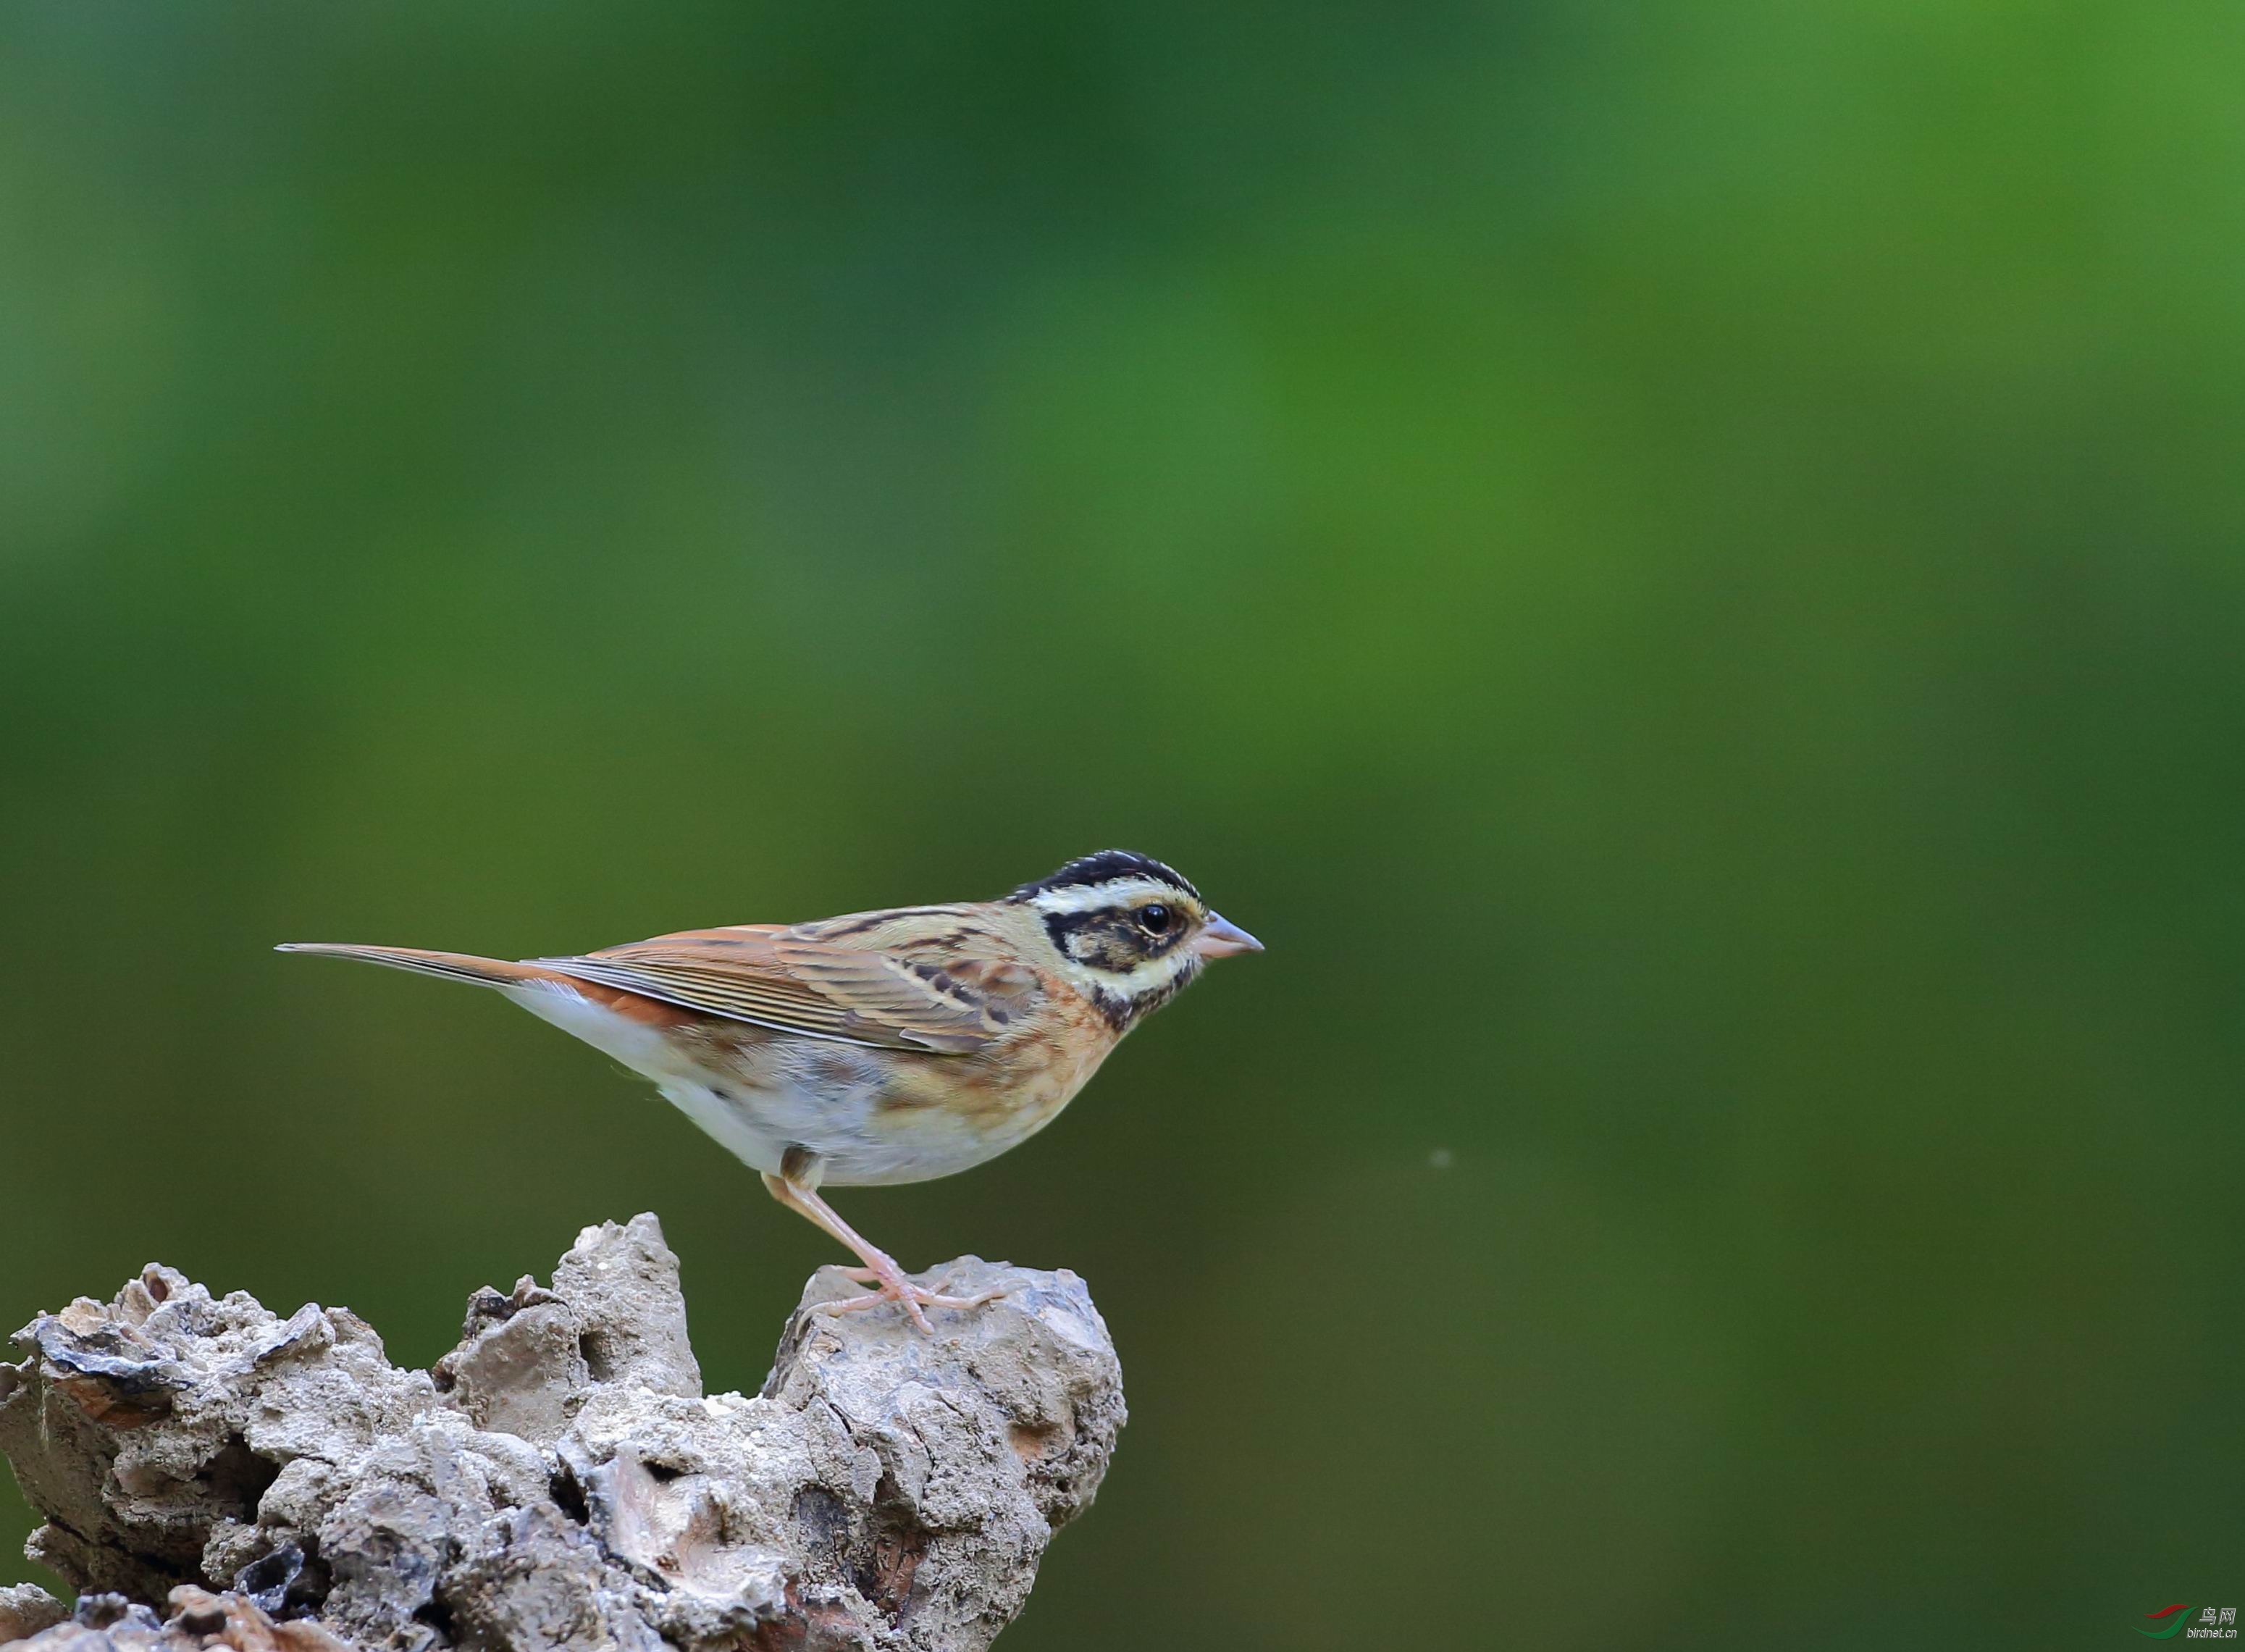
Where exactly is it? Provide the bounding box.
[1008,850,1201,903]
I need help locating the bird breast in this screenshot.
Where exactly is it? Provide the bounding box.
[657,1001,1120,1188]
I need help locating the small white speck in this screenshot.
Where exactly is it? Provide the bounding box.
[1428,1148,1453,1170]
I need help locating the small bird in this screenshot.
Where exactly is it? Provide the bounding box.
[280,851,1261,1330]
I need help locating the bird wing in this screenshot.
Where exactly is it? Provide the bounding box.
[529,915,1039,1054]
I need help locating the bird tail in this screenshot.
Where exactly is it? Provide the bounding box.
[274,942,561,989]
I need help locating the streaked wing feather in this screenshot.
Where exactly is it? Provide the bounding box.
[532,956,889,1044]
[530,918,1035,1053]
[770,942,999,1053]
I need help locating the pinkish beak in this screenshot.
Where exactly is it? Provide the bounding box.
[1191,913,1264,959]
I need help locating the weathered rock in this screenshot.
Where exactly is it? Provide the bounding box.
[0,1217,1123,1652]
[5,1585,348,1650]
[0,1586,65,1643]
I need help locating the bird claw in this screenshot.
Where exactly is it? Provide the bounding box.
[821,1268,1006,1333]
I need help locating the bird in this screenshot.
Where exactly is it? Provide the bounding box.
[279,850,1262,1330]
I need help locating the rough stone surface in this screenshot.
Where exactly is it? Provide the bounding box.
[0,1217,1123,1652]
[4,1586,349,1650]
[0,1586,65,1643]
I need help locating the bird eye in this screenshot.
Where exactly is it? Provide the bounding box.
[1138,904,1172,934]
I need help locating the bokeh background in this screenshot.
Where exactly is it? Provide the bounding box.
[4,4,2242,1648]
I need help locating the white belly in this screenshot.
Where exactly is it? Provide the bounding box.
[503,980,1023,1186]
[504,981,786,1172]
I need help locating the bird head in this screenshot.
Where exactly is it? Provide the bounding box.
[1008,850,1262,1028]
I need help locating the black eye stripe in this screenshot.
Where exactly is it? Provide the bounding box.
[1041,905,1186,967]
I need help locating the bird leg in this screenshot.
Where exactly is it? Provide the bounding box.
[760,1172,1001,1334]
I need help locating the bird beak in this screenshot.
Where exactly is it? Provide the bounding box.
[1192,913,1264,959]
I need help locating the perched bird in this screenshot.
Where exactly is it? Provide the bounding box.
[280,851,1261,1330]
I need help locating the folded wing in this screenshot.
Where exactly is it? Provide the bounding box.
[532,919,1038,1054]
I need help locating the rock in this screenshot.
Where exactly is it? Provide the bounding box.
[4,1587,348,1650]
[0,1587,64,1643]
[0,1219,1123,1652]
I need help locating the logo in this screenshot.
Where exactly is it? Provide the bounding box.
[2139,1606,2238,1640]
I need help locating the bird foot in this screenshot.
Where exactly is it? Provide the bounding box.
[821,1265,1005,1334]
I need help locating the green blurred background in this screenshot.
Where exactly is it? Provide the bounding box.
[3,3,2241,1647]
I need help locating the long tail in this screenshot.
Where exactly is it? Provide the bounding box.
[276,942,695,1028]
[274,942,561,989]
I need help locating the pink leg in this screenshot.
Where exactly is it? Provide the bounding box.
[760,1173,1001,1334]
